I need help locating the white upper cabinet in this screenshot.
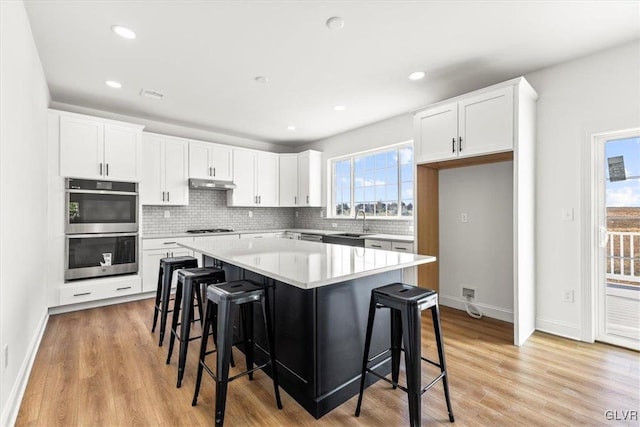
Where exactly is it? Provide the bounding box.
[297,150,322,207]
[58,112,143,181]
[415,85,514,163]
[278,150,322,207]
[141,133,189,205]
[188,140,233,181]
[279,154,298,206]
[227,149,279,207]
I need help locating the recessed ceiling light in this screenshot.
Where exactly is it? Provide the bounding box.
[287,125,296,131]
[111,25,136,40]
[105,80,122,89]
[254,76,269,83]
[326,16,345,30]
[408,71,426,81]
[333,105,346,112]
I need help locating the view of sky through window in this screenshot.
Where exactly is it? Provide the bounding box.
[606,136,640,207]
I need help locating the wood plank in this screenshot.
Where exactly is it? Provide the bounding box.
[416,165,439,291]
[15,300,640,427]
[421,151,514,170]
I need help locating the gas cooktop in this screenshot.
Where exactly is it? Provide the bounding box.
[186,228,234,234]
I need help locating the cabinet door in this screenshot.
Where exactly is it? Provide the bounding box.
[59,115,104,179]
[163,138,189,205]
[256,152,279,206]
[140,135,164,205]
[188,140,212,179]
[104,124,140,181]
[142,249,167,293]
[414,102,458,163]
[298,151,322,207]
[279,154,298,206]
[458,86,514,158]
[228,149,257,206]
[210,145,233,181]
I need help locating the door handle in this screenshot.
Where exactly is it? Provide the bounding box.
[452,138,455,153]
[116,286,132,291]
[459,136,463,152]
[209,167,212,176]
[162,191,165,201]
[258,195,261,204]
[167,191,170,202]
[106,163,109,176]
[306,195,309,204]
[294,195,297,204]
[213,167,216,177]
[99,162,103,175]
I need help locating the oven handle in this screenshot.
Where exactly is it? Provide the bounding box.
[66,232,139,238]
[65,189,139,196]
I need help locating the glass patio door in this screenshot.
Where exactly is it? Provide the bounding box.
[596,130,640,350]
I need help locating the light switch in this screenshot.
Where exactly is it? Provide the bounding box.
[561,208,574,222]
[461,213,468,223]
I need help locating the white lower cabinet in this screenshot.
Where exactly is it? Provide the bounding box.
[365,239,415,285]
[59,275,141,306]
[142,237,194,293]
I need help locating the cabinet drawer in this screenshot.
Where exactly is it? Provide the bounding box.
[143,237,193,250]
[365,239,392,250]
[59,276,141,306]
[391,242,414,253]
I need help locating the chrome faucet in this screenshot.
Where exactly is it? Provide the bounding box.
[355,209,369,233]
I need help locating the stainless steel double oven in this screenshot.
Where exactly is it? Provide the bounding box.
[65,178,139,281]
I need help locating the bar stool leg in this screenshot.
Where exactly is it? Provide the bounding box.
[355,296,378,417]
[195,284,204,325]
[177,277,194,388]
[240,304,254,380]
[432,304,455,422]
[192,299,214,406]
[166,278,183,364]
[152,265,163,333]
[390,308,403,389]
[159,263,173,346]
[215,299,237,427]
[261,291,282,409]
[401,306,422,427]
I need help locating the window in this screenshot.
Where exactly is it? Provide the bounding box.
[331,143,413,218]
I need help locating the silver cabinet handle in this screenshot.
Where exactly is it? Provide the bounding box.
[452,138,455,153]
[371,245,382,248]
[395,247,407,251]
[459,136,463,152]
[116,286,132,291]
[162,191,165,201]
[163,241,176,245]
[106,163,109,176]
[99,163,103,175]
[74,292,91,297]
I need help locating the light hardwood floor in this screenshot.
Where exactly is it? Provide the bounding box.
[16,298,640,426]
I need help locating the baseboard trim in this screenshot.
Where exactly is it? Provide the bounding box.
[439,295,513,323]
[535,317,581,341]
[1,309,49,427]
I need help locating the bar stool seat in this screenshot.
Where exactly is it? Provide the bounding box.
[152,256,198,346]
[167,267,226,387]
[355,282,454,426]
[192,280,282,427]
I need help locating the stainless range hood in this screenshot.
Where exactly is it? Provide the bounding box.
[189,178,236,190]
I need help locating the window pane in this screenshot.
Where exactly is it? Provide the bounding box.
[375,185,386,201]
[365,187,375,201]
[401,163,413,181]
[402,199,413,216]
[354,187,364,203]
[386,185,397,200]
[364,171,375,186]
[354,158,365,173]
[375,153,386,169]
[375,169,387,186]
[364,155,374,170]
[386,167,398,184]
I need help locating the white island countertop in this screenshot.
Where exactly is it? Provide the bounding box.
[179,238,434,290]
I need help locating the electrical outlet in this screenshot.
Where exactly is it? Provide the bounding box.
[163,210,170,218]
[461,213,469,223]
[462,287,476,300]
[295,211,299,218]
[4,344,8,369]
[319,210,324,218]
[562,289,574,303]
[561,208,574,222]
[332,223,338,228]
[248,211,253,218]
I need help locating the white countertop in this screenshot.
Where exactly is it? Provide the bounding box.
[143,228,414,242]
[179,238,433,289]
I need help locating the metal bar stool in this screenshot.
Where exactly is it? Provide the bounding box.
[152,256,198,346]
[167,267,226,387]
[355,282,454,426]
[192,280,283,427]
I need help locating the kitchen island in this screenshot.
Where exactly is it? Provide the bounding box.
[179,238,435,418]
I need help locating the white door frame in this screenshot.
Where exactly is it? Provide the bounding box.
[586,127,640,346]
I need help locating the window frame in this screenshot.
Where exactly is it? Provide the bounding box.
[327,140,414,220]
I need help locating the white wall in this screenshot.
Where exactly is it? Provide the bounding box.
[439,161,514,322]
[0,1,51,425]
[526,40,640,339]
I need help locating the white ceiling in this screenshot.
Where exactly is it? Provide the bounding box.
[24,1,640,146]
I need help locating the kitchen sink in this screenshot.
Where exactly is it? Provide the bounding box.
[330,232,373,238]
[322,233,372,247]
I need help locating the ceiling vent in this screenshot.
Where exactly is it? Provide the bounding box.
[139,88,164,100]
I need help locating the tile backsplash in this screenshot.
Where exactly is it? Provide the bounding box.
[142,189,413,236]
[293,208,413,235]
[142,189,295,234]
